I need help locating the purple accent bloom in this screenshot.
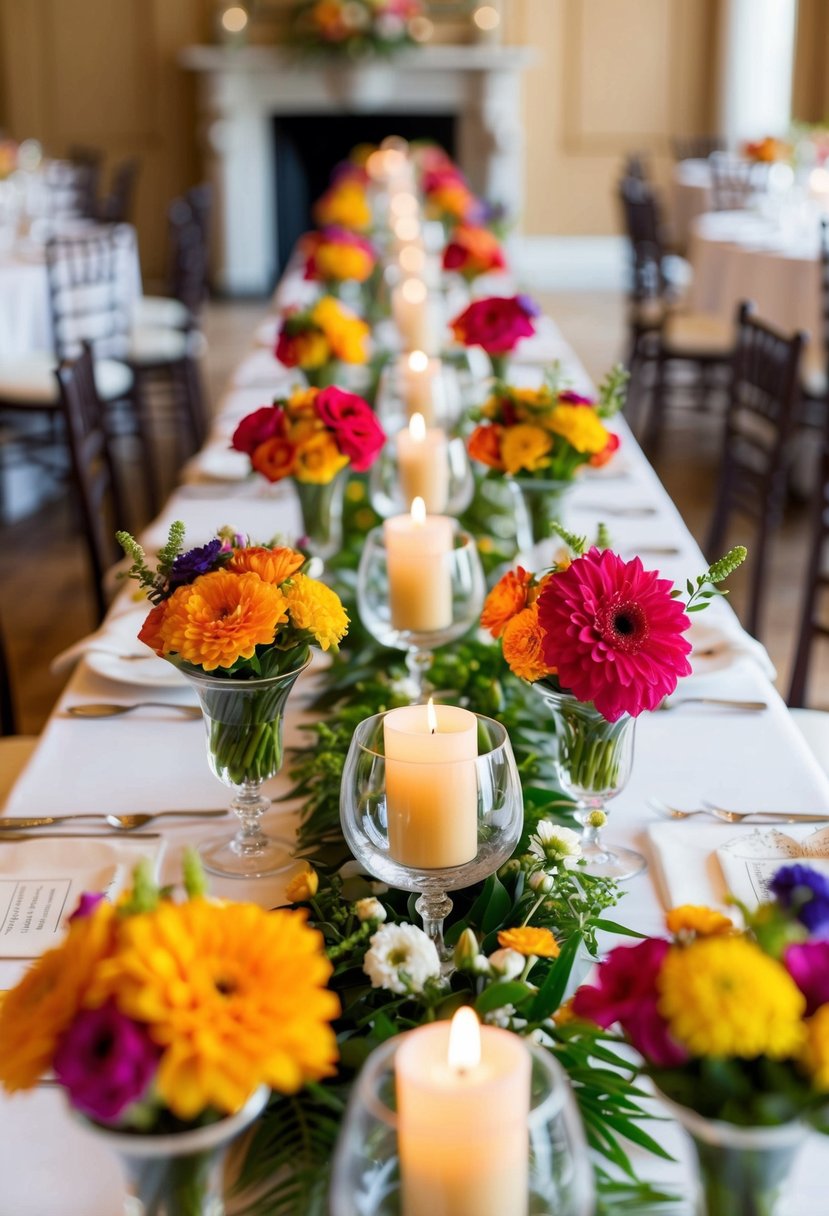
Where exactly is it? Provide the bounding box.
[769,864,829,934]
[785,941,829,1014]
[54,1004,159,1124]
[169,539,223,589]
[515,293,541,319]
[69,892,105,921]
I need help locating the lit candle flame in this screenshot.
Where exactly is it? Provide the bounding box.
[409,412,426,442]
[448,1006,481,1073]
[408,349,429,373]
[426,696,438,735]
[410,496,426,526]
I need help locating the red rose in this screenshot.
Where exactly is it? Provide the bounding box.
[315,386,385,472]
[558,390,594,407]
[450,296,537,355]
[231,405,285,455]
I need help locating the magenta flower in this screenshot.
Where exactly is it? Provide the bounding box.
[69,892,105,921]
[537,547,693,721]
[54,1004,159,1124]
[785,941,829,1014]
[572,938,687,1067]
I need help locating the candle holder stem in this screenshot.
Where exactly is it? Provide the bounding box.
[415,888,453,961]
[405,647,432,702]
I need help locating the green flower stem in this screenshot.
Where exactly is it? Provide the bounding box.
[693,1138,798,1216]
[559,725,625,792]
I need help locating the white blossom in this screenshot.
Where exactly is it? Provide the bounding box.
[487,948,524,980]
[528,870,556,893]
[529,822,582,868]
[363,923,441,995]
[354,897,387,924]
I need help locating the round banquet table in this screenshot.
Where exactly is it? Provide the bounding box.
[687,208,826,383]
[671,158,713,251]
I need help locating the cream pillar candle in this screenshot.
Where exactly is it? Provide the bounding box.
[393,278,438,354]
[397,413,449,514]
[395,1007,531,1216]
[383,700,478,869]
[383,498,452,634]
[401,350,443,424]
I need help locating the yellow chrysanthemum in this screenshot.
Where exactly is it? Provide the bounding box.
[313,182,372,231]
[283,574,349,651]
[497,927,560,959]
[314,244,373,284]
[666,905,734,939]
[500,424,552,475]
[161,570,288,671]
[501,604,555,683]
[312,297,369,365]
[88,900,339,1120]
[285,867,319,903]
[657,937,805,1059]
[0,903,116,1091]
[546,405,609,455]
[294,432,350,485]
[801,1005,829,1090]
[292,330,330,369]
[228,546,305,586]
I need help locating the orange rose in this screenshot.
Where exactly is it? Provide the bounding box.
[467,423,504,470]
[251,436,297,483]
[138,601,169,656]
[481,567,533,639]
[501,604,556,683]
[228,546,305,585]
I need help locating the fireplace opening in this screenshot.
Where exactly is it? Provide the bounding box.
[273,113,456,277]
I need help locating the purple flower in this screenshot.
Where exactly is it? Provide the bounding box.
[515,293,541,319]
[785,941,829,1013]
[769,864,829,934]
[69,892,105,921]
[54,1004,159,1123]
[169,539,223,589]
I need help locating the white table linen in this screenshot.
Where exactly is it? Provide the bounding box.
[2,284,829,1212]
[671,158,713,251]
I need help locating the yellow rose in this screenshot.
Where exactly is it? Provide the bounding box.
[294,432,349,485]
[500,424,553,475]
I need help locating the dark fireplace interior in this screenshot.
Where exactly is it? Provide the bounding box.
[273,113,457,277]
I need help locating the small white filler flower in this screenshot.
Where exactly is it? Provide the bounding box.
[354,897,388,924]
[529,821,582,868]
[363,923,441,995]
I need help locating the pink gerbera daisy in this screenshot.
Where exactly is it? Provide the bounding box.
[536,547,692,721]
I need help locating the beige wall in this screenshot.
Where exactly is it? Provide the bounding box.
[0,0,724,274]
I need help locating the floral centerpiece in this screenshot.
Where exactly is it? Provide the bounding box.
[743,135,790,163]
[117,524,349,876]
[0,855,339,1214]
[481,535,746,877]
[275,296,370,388]
[231,384,385,559]
[450,294,539,379]
[442,223,507,282]
[572,872,829,1215]
[313,176,373,232]
[302,226,377,293]
[422,163,480,227]
[289,0,424,59]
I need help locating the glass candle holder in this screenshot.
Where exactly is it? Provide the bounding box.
[339,710,522,957]
[376,353,464,430]
[329,1033,595,1216]
[357,522,485,701]
[369,428,474,519]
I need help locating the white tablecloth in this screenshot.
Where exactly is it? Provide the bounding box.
[671,159,713,251]
[2,287,829,1213]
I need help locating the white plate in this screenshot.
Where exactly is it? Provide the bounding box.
[81,610,189,689]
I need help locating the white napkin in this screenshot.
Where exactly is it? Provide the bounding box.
[687,617,776,680]
[232,349,298,389]
[49,605,152,675]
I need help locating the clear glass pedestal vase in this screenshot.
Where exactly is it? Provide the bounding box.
[535,686,646,880]
[659,1095,806,1216]
[184,662,309,879]
[508,478,574,566]
[87,1086,269,1216]
[294,470,348,563]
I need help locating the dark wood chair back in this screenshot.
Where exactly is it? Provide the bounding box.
[0,610,16,737]
[166,198,209,317]
[709,152,770,211]
[788,426,829,706]
[706,301,806,638]
[672,135,725,162]
[56,345,126,623]
[45,225,134,364]
[98,158,140,224]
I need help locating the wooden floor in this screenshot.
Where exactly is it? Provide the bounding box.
[1,291,826,736]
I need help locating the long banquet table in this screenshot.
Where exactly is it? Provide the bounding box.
[2,273,829,1215]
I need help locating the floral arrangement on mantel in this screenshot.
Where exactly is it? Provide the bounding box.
[467,366,626,481]
[275,297,370,387]
[450,294,540,379]
[289,0,426,59]
[301,226,377,290]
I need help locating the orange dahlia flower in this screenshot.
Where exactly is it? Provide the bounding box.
[481,567,533,639]
[501,604,555,683]
[228,546,305,586]
[251,436,297,483]
[497,926,560,959]
[160,570,288,671]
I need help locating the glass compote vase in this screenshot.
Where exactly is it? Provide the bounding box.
[184,659,309,879]
[535,685,645,881]
[340,710,522,959]
[293,469,348,564]
[508,477,574,566]
[357,522,485,702]
[87,1086,269,1216]
[329,1035,595,1216]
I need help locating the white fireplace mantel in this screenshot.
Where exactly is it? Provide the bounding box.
[180,44,537,295]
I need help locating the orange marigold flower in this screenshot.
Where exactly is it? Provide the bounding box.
[283,573,348,651]
[500,423,553,475]
[138,601,169,656]
[467,423,504,470]
[228,546,305,586]
[161,570,288,671]
[251,436,297,483]
[481,567,533,638]
[666,905,734,939]
[497,926,560,959]
[294,432,349,485]
[501,604,555,683]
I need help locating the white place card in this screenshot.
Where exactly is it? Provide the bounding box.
[717,829,829,908]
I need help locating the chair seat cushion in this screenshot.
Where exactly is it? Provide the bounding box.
[134,296,191,331]
[129,325,191,365]
[0,736,38,808]
[789,708,829,781]
[662,312,735,357]
[0,352,133,405]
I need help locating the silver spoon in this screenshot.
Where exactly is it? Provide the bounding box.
[0,810,229,832]
[66,702,201,719]
[658,697,768,712]
[575,503,658,517]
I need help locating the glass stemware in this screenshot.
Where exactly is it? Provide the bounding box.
[368,431,474,519]
[339,711,522,958]
[375,353,464,431]
[330,1034,595,1216]
[183,660,309,879]
[356,523,485,702]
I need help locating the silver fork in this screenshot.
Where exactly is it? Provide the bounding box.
[659,696,768,712]
[648,798,829,824]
